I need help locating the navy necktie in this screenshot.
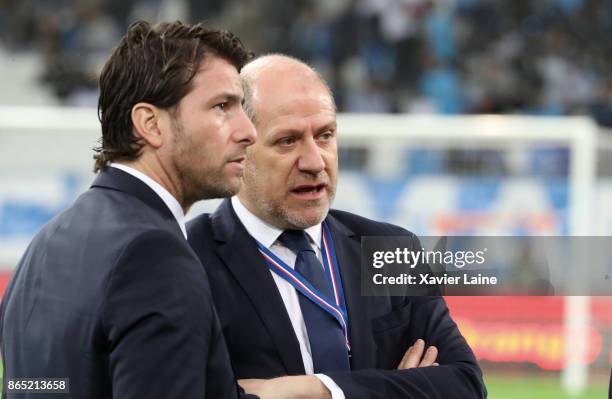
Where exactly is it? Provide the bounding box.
[278,230,350,372]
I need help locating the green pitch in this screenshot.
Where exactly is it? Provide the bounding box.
[486,374,608,399]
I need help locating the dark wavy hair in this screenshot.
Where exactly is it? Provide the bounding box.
[93,20,252,172]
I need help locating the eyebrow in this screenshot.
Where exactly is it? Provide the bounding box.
[210,92,244,104]
[325,121,337,130]
[270,127,303,138]
[270,120,337,138]
[316,121,337,133]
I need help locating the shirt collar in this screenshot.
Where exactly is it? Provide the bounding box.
[110,163,187,239]
[231,196,322,249]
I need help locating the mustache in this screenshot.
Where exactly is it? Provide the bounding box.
[288,172,331,188]
[226,151,247,163]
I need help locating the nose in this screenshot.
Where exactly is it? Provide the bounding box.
[297,137,325,174]
[234,108,257,146]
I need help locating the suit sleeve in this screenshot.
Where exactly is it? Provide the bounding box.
[101,229,240,399]
[326,297,486,399]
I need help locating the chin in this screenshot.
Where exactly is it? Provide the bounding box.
[225,180,241,194]
[194,182,239,201]
[285,208,328,229]
[222,183,241,197]
[220,174,242,192]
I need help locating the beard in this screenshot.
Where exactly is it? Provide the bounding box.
[171,118,242,208]
[267,198,331,230]
[176,159,238,205]
[241,160,336,230]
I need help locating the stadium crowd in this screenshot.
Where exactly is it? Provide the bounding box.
[1,0,611,127]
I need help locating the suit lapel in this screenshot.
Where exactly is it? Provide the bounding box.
[325,214,375,369]
[211,200,305,375]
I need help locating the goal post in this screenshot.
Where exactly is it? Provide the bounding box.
[336,113,598,395]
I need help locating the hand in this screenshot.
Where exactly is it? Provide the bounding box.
[238,376,331,399]
[238,379,268,397]
[397,338,439,369]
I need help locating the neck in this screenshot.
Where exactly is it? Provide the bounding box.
[119,156,187,212]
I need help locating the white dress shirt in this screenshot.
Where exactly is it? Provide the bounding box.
[231,196,345,399]
[110,163,187,239]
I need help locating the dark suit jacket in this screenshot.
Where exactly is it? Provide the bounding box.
[187,199,487,399]
[0,168,240,399]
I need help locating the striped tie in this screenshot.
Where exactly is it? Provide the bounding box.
[278,230,350,372]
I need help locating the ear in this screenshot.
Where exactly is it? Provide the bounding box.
[131,102,164,149]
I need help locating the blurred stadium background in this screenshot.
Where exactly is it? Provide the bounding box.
[1,0,612,397]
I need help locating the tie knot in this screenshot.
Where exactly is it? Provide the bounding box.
[278,230,314,255]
